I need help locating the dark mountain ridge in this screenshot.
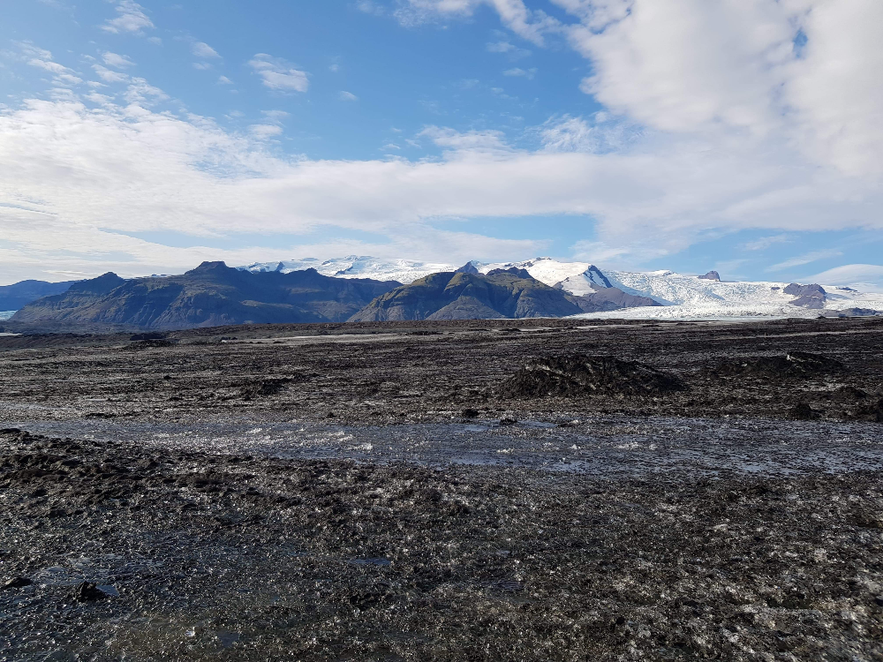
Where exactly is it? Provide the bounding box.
[350,268,587,321]
[0,279,77,311]
[12,262,400,330]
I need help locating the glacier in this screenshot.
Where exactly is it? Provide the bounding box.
[240,256,883,320]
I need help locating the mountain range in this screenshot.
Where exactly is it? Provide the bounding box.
[10,262,399,330]
[4,256,882,329]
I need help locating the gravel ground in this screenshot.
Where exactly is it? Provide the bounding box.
[1,317,882,660]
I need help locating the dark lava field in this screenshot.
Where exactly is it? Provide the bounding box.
[1,317,882,661]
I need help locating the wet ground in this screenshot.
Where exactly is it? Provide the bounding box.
[1,317,882,660]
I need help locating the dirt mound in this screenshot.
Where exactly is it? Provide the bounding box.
[856,397,883,423]
[240,377,297,399]
[712,351,845,379]
[500,354,686,397]
[126,338,176,350]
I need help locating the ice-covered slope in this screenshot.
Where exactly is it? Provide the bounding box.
[242,256,454,284]
[476,257,611,295]
[240,256,883,320]
[584,270,883,320]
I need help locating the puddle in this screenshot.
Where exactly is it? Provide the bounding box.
[7,417,883,479]
[216,631,241,648]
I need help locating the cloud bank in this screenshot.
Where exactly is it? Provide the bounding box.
[0,0,881,285]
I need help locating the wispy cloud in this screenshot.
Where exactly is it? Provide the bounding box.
[766,249,843,272]
[339,91,358,102]
[217,76,234,85]
[249,124,283,139]
[15,42,81,85]
[101,0,154,35]
[102,52,135,69]
[248,54,309,93]
[503,67,536,79]
[807,264,883,290]
[192,42,220,59]
[742,234,790,251]
[93,64,129,83]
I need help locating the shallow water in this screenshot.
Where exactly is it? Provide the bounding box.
[8,416,883,478]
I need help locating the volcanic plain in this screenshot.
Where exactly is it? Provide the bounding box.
[1,316,882,661]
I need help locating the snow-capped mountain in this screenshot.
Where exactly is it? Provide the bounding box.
[242,256,454,284]
[238,256,883,320]
[475,257,611,295]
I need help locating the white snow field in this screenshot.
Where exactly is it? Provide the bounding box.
[240,256,883,320]
[242,256,453,285]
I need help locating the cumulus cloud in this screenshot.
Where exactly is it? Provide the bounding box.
[3,2,883,282]
[101,0,154,35]
[2,90,882,277]
[248,54,309,93]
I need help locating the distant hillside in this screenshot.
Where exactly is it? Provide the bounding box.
[0,279,77,311]
[12,262,399,330]
[349,268,587,321]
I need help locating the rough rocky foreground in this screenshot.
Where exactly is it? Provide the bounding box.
[1,317,882,660]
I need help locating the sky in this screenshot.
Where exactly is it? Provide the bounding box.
[1,0,882,289]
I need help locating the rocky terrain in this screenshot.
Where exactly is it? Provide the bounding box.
[1,316,882,660]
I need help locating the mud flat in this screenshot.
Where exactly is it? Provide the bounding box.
[1,317,882,660]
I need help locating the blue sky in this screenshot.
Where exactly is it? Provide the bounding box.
[1,0,882,289]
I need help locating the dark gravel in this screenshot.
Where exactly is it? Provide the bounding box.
[0,317,882,660]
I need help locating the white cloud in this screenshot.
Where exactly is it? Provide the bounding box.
[766,249,843,272]
[101,0,154,35]
[503,67,536,79]
[55,73,83,86]
[192,42,220,59]
[396,0,556,45]
[539,113,638,154]
[218,76,234,85]
[28,58,69,75]
[16,42,79,83]
[339,91,359,102]
[742,234,790,251]
[193,62,212,71]
[102,52,135,69]
[248,54,309,93]
[249,124,283,139]
[93,65,129,83]
[807,264,883,291]
[123,78,169,104]
[420,126,514,157]
[357,0,386,15]
[487,40,516,53]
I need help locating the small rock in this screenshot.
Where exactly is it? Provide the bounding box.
[789,402,821,420]
[3,576,32,589]
[461,408,479,418]
[72,581,108,602]
[499,417,518,426]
